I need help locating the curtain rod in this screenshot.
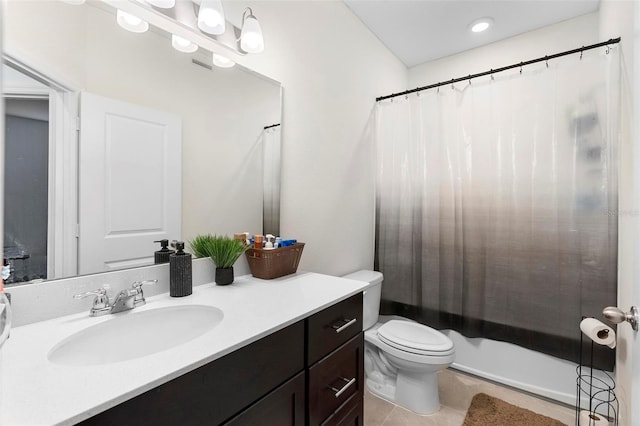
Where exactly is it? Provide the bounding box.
[264,123,281,130]
[376,37,621,102]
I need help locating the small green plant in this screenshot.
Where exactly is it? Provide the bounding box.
[189,234,248,269]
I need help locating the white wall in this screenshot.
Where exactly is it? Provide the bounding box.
[224,1,408,276]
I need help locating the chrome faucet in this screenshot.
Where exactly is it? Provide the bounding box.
[74,280,157,316]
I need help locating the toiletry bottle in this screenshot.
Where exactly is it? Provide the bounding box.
[275,237,282,248]
[254,234,264,249]
[265,234,274,249]
[154,239,175,264]
[169,242,192,297]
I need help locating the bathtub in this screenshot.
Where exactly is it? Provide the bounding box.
[443,329,612,407]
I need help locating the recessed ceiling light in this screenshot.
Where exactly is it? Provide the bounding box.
[469,18,493,33]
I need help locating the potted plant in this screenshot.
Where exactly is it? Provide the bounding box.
[190,234,248,285]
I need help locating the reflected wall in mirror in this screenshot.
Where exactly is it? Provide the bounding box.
[3,0,282,285]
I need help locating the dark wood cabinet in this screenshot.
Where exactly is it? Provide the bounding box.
[77,292,364,426]
[224,372,306,426]
[307,293,364,426]
[78,321,305,426]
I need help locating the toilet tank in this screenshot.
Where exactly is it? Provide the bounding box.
[342,270,383,330]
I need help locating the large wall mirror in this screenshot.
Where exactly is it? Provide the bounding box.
[3,0,282,285]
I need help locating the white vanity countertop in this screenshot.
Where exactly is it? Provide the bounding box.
[0,272,369,426]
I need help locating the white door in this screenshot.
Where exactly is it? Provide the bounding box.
[78,92,181,275]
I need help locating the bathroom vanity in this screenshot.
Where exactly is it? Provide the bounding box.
[0,272,368,425]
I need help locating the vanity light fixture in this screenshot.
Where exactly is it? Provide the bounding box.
[240,7,264,53]
[172,34,199,53]
[146,0,176,8]
[213,53,235,68]
[117,9,149,33]
[197,0,226,35]
[469,17,493,33]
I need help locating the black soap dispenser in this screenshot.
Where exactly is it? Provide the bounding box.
[154,239,175,264]
[169,242,192,297]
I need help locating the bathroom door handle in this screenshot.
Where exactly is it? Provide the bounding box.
[329,377,356,398]
[332,318,357,333]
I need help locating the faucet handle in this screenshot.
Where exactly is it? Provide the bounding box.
[73,287,111,315]
[73,287,108,300]
[131,279,157,307]
[132,279,157,290]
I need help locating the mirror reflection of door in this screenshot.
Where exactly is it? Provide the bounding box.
[78,92,181,275]
[4,97,49,283]
[3,65,53,284]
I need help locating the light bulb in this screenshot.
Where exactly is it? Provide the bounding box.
[198,0,226,35]
[213,53,235,68]
[116,9,149,33]
[172,34,198,53]
[240,13,264,53]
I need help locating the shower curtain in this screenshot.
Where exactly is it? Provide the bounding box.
[375,48,619,370]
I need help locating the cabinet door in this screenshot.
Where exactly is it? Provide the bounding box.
[309,333,364,425]
[225,372,305,426]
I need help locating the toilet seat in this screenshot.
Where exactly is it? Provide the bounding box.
[377,320,454,357]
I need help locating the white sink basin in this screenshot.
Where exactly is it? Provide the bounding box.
[48,305,223,366]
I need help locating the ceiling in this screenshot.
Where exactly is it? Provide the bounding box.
[343,0,600,68]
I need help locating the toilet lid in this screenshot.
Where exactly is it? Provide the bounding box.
[377,320,454,355]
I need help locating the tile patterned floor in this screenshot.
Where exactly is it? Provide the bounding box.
[363,369,575,426]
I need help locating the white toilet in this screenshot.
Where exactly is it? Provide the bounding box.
[343,270,455,415]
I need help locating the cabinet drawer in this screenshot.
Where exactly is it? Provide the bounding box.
[309,333,364,426]
[320,393,362,426]
[307,293,362,365]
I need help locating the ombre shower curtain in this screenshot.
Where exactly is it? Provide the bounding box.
[375,48,619,370]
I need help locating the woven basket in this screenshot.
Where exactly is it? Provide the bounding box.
[245,243,305,279]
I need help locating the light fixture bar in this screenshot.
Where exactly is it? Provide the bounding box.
[101,0,242,59]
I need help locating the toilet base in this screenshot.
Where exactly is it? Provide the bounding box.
[395,370,440,414]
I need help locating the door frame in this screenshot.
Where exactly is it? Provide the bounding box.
[3,53,79,280]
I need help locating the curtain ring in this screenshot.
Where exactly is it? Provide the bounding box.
[580,47,584,60]
[468,74,472,85]
[417,91,421,97]
[606,45,611,55]
[490,69,494,81]
[405,94,409,100]
[451,78,455,90]
[545,56,549,68]
[519,62,523,74]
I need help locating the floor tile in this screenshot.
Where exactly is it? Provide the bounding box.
[363,369,574,426]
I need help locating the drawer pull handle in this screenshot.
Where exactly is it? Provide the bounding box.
[332,318,357,333]
[329,377,356,398]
